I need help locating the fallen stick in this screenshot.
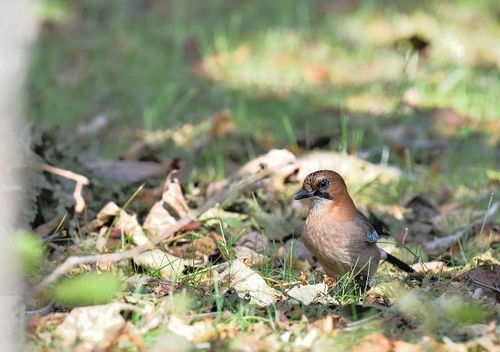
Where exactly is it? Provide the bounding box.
[40,163,90,213]
[33,162,288,294]
[423,201,499,255]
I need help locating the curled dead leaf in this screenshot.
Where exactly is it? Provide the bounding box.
[216,259,281,307]
[286,283,338,306]
[86,201,150,249]
[143,172,190,238]
[133,249,186,281]
[55,302,137,350]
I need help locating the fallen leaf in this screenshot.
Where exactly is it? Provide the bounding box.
[143,172,189,238]
[217,259,281,307]
[86,201,150,247]
[143,202,177,238]
[55,302,136,350]
[116,211,150,246]
[80,155,170,184]
[236,149,298,191]
[233,245,266,265]
[296,151,401,187]
[286,283,338,305]
[133,249,186,280]
[167,315,216,343]
[169,235,218,261]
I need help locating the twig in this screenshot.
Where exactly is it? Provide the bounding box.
[340,311,384,331]
[423,202,499,255]
[471,278,500,293]
[40,163,90,214]
[24,302,54,317]
[33,162,288,294]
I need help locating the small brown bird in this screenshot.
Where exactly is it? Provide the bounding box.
[293,170,414,285]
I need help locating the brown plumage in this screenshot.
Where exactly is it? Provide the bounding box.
[293,170,413,283]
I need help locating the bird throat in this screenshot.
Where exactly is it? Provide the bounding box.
[309,196,331,209]
[309,194,357,221]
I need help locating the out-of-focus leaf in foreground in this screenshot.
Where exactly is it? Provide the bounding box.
[12,231,44,275]
[52,272,122,306]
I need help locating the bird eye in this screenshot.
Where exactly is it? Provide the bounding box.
[319,179,329,188]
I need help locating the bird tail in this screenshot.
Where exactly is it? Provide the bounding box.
[380,250,415,273]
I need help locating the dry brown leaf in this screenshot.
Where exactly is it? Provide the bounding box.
[143,202,177,239]
[205,149,298,197]
[133,249,186,281]
[87,201,150,248]
[55,302,136,350]
[80,155,170,184]
[286,283,338,305]
[233,245,266,266]
[217,259,281,307]
[167,315,216,343]
[236,149,298,191]
[143,172,189,238]
[297,151,401,186]
[169,235,218,261]
[116,211,150,246]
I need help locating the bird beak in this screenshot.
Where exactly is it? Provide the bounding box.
[293,188,314,200]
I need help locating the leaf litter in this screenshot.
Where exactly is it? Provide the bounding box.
[24,126,499,351]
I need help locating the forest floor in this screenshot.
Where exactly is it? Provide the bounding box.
[22,1,499,351]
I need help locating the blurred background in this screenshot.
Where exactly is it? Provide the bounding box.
[27,0,499,204]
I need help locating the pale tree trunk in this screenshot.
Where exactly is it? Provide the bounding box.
[0,0,37,350]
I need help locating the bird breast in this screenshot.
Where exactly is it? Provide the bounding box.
[302,207,380,277]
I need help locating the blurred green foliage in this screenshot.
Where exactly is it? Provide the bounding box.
[52,272,122,306]
[12,232,44,276]
[397,289,493,336]
[28,0,499,152]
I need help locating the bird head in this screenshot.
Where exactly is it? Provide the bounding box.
[292,170,350,206]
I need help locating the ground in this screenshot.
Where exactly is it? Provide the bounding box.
[22,0,499,351]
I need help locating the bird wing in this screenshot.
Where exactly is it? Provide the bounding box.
[355,211,379,243]
[365,229,379,243]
